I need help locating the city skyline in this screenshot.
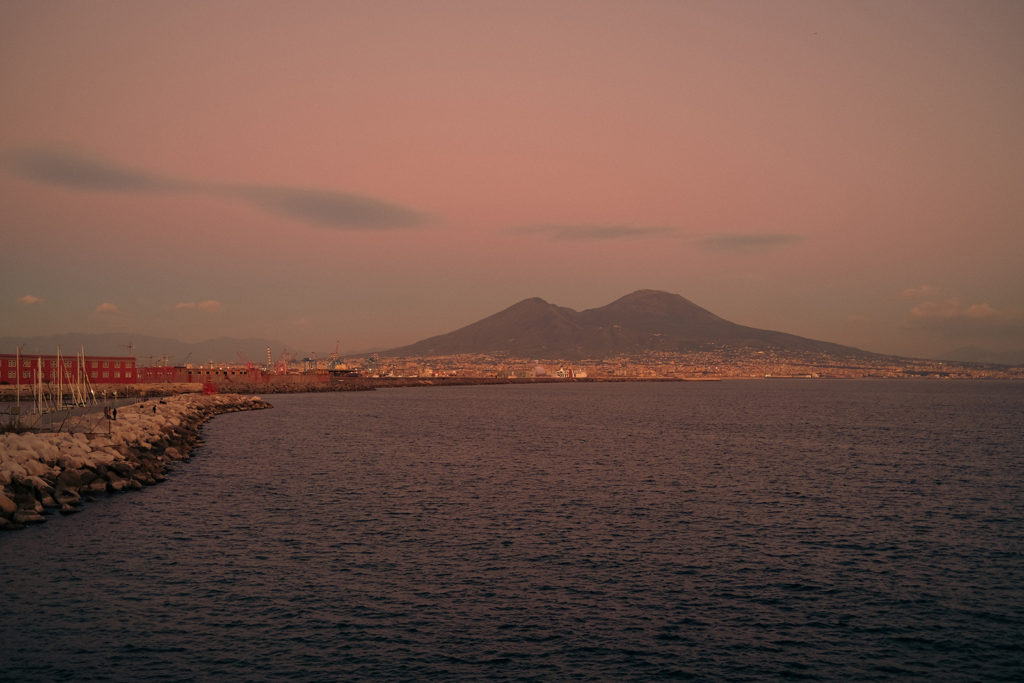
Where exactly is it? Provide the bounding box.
[2,1,1023,360]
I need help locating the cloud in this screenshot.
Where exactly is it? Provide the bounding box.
[4,147,429,230]
[899,284,940,300]
[177,299,222,313]
[511,225,805,253]
[18,294,43,305]
[229,186,429,230]
[95,302,119,313]
[693,233,804,252]
[5,148,188,193]
[907,297,1024,333]
[512,224,679,240]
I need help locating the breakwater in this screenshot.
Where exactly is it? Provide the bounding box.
[0,393,270,530]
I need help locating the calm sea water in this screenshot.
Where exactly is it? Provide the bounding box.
[2,380,1022,681]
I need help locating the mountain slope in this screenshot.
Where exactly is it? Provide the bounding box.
[385,289,872,359]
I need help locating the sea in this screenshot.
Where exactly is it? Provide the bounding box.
[2,380,1022,681]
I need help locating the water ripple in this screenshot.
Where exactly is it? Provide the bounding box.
[2,380,1023,681]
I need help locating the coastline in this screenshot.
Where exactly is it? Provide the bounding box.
[0,393,269,530]
[211,375,719,394]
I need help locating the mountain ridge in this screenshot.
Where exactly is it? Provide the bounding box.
[384,289,876,360]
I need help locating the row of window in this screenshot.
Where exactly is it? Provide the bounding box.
[5,370,134,379]
[1,359,134,369]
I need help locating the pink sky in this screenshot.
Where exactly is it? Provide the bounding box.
[2,0,1022,359]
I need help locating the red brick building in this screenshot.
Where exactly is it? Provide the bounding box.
[0,354,137,385]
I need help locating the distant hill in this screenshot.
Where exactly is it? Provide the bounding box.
[0,332,302,366]
[939,346,1024,366]
[384,289,877,360]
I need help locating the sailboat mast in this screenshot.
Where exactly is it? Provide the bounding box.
[56,346,62,409]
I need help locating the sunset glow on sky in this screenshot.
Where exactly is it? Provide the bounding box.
[2,1,1022,359]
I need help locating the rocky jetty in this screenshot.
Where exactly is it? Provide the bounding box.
[0,393,270,530]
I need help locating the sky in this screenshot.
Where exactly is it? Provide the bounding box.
[2,0,1022,359]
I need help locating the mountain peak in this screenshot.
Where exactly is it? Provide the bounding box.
[621,288,678,299]
[599,289,703,309]
[509,296,551,308]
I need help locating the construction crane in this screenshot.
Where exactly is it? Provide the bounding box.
[276,348,296,374]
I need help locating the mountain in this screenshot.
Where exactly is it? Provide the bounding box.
[384,289,875,359]
[939,346,1024,366]
[0,332,302,365]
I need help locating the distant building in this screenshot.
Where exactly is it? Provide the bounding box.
[0,353,136,385]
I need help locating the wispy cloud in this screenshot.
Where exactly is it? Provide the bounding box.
[899,284,940,300]
[4,147,430,230]
[906,297,1024,333]
[176,299,222,313]
[512,224,679,240]
[847,313,872,325]
[693,233,804,252]
[95,302,119,313]
[17,294,43,305]
[6,148,190,193]
[229,186,428,230]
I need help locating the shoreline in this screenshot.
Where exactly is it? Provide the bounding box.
[0,393,270,531]
[0,370,1016,404]
[211,375,723,394]
[0,376,711,401]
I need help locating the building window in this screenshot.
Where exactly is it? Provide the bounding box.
[115,372,121,378]
[7,371,14,379]
[90,371,98,379]
[24,360,31,367]
[102,372,109,378]
[92,361,98,368]
[103,361,109,368]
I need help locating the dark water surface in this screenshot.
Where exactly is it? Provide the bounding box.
[2,380,1023,681]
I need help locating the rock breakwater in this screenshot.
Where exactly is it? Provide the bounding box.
[0,393,270,530]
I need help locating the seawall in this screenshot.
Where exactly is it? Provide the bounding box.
[0,393,270,530]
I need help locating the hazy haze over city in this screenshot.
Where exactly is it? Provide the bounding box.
[2,0,1022,360]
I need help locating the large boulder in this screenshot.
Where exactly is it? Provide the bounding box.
[81,479,109,496]
[0,491,17,516]
[12,510,46,524]
[105,472,128,492]
[54,487,81,506]
[56,468,96,489]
